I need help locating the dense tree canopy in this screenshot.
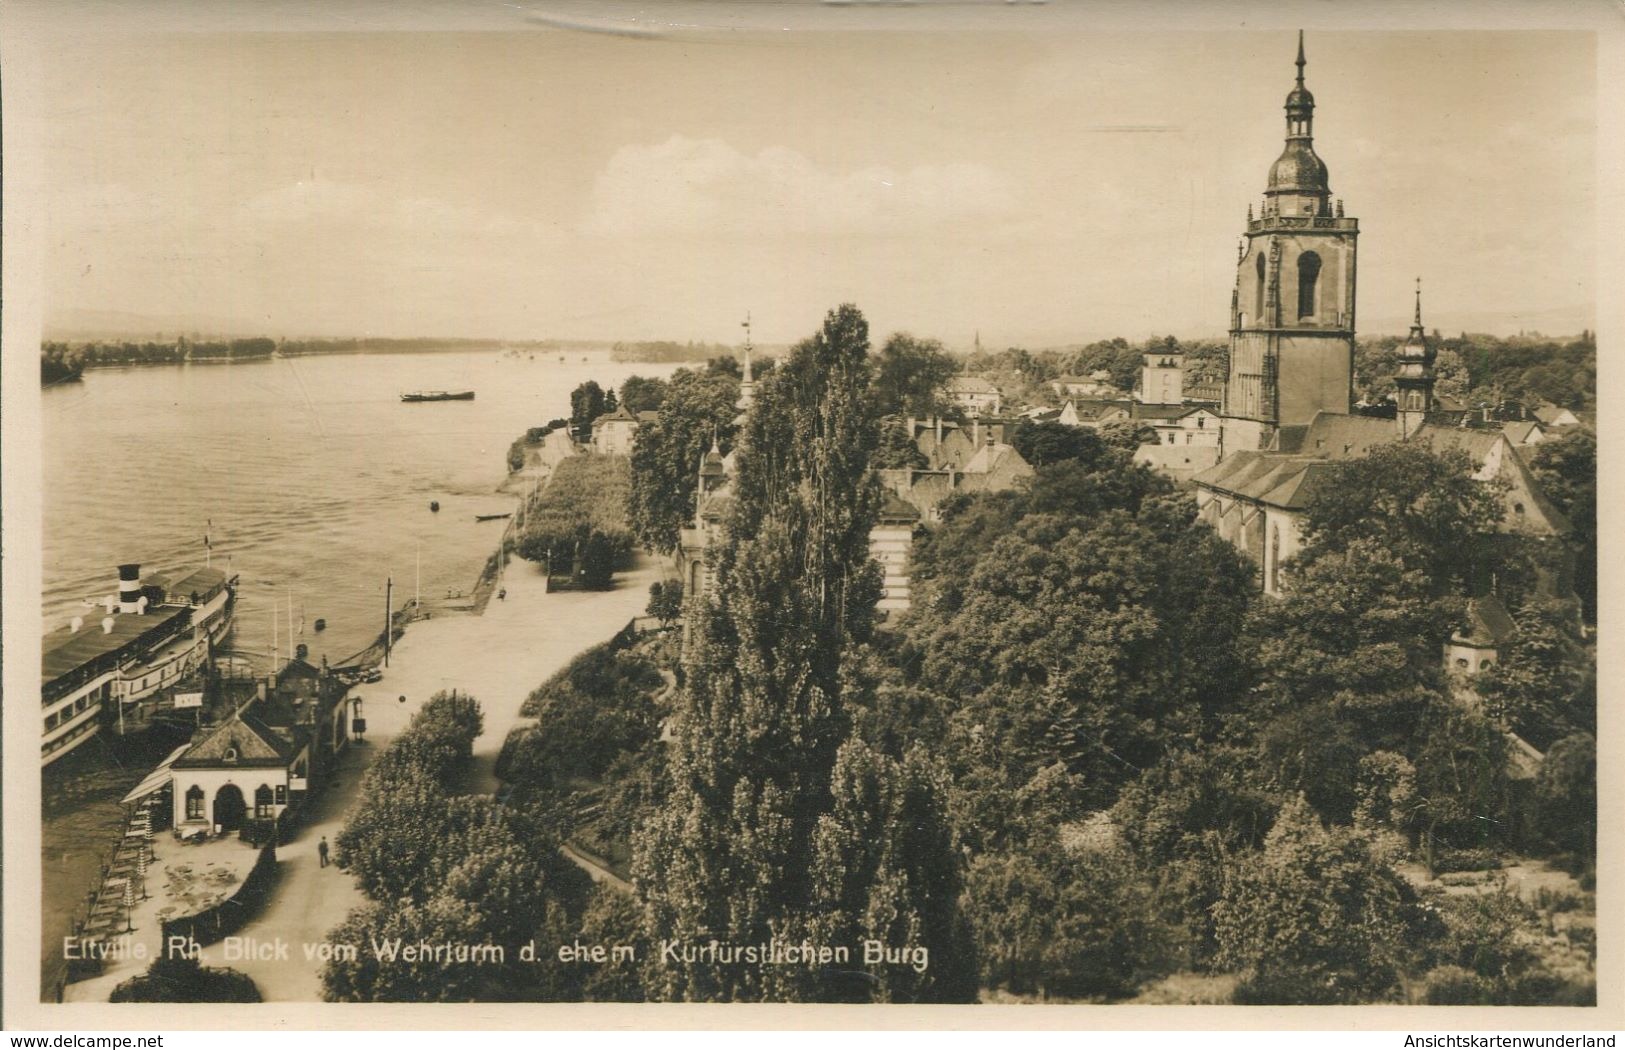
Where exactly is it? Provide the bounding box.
[870,333,959,419]
[626,367,740,552]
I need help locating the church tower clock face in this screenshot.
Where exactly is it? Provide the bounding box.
[1222,32,1359,454]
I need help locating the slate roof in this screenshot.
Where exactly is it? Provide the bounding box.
[948,376,1000,395]
[1454,595,1518,647]
[173,709,296,769]
[1500,421,1543,445]
[877,491,922,524]
[1131,403,1190,421]
[1065,398,1133,421]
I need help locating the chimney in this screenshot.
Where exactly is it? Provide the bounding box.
[118,564,142,614]
[934,417,943,445]
[70,616,84,633]
[101,617,115,634]
[257,680,267,701]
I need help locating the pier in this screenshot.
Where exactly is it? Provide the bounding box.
[64,549,659,1002]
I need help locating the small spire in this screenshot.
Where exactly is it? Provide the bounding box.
[1414,276,1423,328]
[1295,30,1306,85]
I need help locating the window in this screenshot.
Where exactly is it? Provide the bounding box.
[223,746,238,763]
[1197,416,1206,429]
[275,785,287,805]
[1297,252,1321,319]
[1480,660,1493,671]
[186,785,205,820]
[1254,253,1266,321]
[1455,658,1469,669]
[1165,432,1175,444]
[1514,503,1525,517]
[254,784,274,819]
[45,712,59,731]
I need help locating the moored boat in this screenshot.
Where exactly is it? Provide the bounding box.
[401,390,475,402]
[42,563,237,767]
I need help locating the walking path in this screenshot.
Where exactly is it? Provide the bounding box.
[66,552,658,1003]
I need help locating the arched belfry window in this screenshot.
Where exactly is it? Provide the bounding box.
[1297,252,1322,320]
[1254,253,1267,322]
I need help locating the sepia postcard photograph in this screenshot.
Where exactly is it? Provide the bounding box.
[2,0,1620,1033]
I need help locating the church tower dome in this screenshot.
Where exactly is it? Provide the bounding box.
[1265,32,1331,208]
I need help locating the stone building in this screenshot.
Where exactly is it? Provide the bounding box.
[1220,33,1360,457]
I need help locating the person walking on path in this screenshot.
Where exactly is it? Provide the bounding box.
[318,837,330,868]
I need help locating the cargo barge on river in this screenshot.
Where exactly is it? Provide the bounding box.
[42,564,237,767]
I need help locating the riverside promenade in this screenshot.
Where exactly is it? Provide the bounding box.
[65,551,659,1003]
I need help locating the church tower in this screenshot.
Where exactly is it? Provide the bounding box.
[1394,278,1436,438]
[1222,32,1359,453]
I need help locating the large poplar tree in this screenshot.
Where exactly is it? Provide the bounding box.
[636,305,971,1002]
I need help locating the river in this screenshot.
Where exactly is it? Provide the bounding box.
[39,346,683,994]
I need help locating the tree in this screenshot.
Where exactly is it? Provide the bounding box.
[1475,598,1592,748]
[1097,419,1159,450]
[569,381,608,439]
[870,333,959,419]
[1214,796,1413,1004]
[804,741,979,1002]
[646,579,684,626]
[1533,733,1595,862]
[909,502,1254,812]
[626,367,740,552]
[872,420,928,470]
[1249,539,1451,738]
[964,834,1165,1000]
[619,375,669,414]
[633,304,889,1002]
[1296,442,1505,595]
[578,529,619,589]
[1528,429,1596,620]
[1010,419,1108,468]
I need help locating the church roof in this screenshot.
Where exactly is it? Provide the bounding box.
[1275,412,1396,458]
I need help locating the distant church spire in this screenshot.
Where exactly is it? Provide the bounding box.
[738,312,755,411]
[1395,276,1436,438]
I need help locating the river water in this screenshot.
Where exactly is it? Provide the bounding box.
[39,347,681,993]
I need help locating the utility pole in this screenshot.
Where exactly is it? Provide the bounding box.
[384,576,393,668]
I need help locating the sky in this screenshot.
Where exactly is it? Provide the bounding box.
[17,10,1599,346]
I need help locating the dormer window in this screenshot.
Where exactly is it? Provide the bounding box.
[223,746,238,763]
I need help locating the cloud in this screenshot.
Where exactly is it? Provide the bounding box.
[581,135,1015,238]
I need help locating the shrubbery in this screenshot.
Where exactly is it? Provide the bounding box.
[516,454,633,588]
[110,956,261,1002]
